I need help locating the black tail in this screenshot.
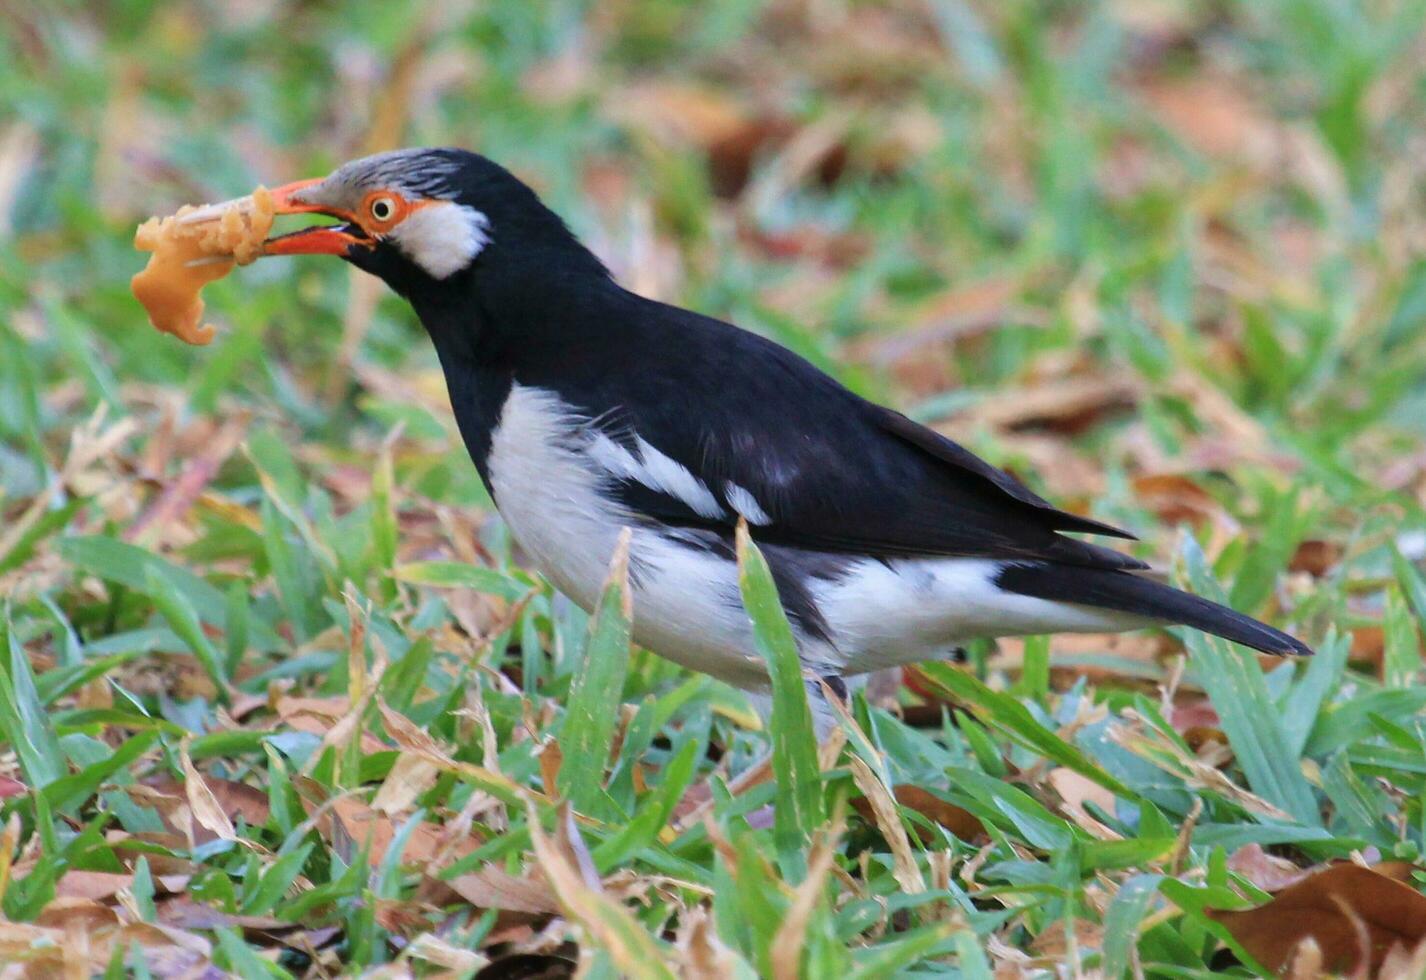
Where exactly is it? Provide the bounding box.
[995,562,1313,657]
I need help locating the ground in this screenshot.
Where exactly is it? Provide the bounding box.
[2,1,1425,976]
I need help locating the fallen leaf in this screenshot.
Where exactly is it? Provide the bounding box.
[1136,74,1279,162]
[155,896,285,931]
[1289,539,1342,577]
[1350,626,1385,667]
[372,752,440,815]
[891,784,985,843]
[1031,918,1103,958]
[1133,473,1224,528]
[949,374,1139,436]
[847,760,926,894]
[537,739,562,798]
[444,866,561,915]
[180,743,236,844]
[1204,863,1426,974]
[1047,768,1120,839]
[147,772,270,837]
[405,931,488,972]
[1169,699,1231,760]
[312,795,479,871]
[1226,844,1310,893]
[54,870,134,903]
[283,710,389,755]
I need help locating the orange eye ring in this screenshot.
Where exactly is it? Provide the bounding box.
[359,190,410,231]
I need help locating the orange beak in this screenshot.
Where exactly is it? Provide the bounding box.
[261,178,371,257]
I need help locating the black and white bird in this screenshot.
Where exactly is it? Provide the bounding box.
[250,147,1311,715]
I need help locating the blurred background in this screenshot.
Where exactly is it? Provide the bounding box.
[3,2,1426,972]
[5,0,1426,639]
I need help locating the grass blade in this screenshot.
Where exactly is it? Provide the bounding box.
[914,661,1133,797]
[392,561,530,600]
[1179,537,1318,825]
[145,565,229,703]
[1100,873,1162,978]
[0,611,66,787]
[736,523,824,873]
[559,529,634,816]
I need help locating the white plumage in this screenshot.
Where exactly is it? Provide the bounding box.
[389,202,491,279]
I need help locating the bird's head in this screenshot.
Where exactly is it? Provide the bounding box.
[258,147,594,295]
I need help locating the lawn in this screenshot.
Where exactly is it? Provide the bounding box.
[3,1,1426,976]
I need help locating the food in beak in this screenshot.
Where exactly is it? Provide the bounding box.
[130,186,276,345]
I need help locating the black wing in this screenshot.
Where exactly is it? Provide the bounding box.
[525,293,1145,572]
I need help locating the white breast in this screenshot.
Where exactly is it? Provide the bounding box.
[486,385,767,686]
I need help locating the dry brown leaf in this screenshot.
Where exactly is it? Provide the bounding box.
[0,812,21,900]
[275,694,351,721]
[444,865,561,915]
[526,798,669,975]
[1046,768,1121,840]
[1350,626,1386,667]
[320,796,474,869]
[607,81,750,150]
[404,932,488,972]
[1136,75,1279,162]
[897,784,984,844]
[179,742,237,844]
[847,758,926,894]
[1169,699,1232,760]
[155,896,285,931]
[53,870,135,903]
[1289,539,1342,577]
[1030,918,1103,959]
[553,801,603,894]
[678,906,743,980]
[949,375,1140,436]
[1226,844,1311,893]
[1132,473,1224,528]
[537,739,563,798]
[1204,863,1426,974]
[0,912,212,975]
[372,752,441,815]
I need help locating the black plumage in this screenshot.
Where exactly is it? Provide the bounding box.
[274,147,1311,678]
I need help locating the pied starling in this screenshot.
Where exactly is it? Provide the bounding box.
[241,148,1311,716]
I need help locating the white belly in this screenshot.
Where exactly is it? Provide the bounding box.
[487,385,767,686]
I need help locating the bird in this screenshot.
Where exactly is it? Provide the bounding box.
[250,146,1312,720]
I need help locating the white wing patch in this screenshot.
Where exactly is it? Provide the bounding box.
[588,432,726,520]
[389,202,491,279]
[724,481,771,525]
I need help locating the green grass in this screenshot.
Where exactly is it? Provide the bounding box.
[3,0,1426,975]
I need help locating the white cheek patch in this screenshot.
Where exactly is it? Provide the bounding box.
[388,202,490,278]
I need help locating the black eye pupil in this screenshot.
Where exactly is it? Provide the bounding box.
[373,200,391,219]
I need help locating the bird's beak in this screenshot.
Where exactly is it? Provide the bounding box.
[261,178,371,256]
[175,178,371,257]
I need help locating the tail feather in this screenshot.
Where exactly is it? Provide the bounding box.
[995,562,1313,657]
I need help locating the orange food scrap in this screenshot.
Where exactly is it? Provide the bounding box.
[130,186,274,345]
